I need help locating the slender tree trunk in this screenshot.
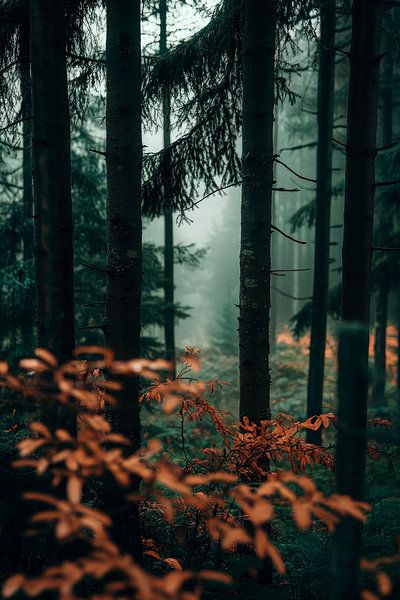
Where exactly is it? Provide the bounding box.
[270,113,279,354]
[104,0,143,561]
[372,24,393,407]
[160,0,176,375]
[239,0,275,424]
[330,1,384,598]
[30,0,75,361]
[19,18,35,354]
[306,0,336,445]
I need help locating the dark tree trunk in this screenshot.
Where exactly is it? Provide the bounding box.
[30,0,75,361]
[19,18,35,354]
[372,24,393,407]
[306,0,336,445]
[239,0,275,424]
[160,0,176,376]
[270,113,279,354]
[330,323,369,600]
[341,0,383,325]
[330,1,384,598]
[104,0,143,561]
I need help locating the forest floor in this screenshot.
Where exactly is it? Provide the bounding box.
[0,334,398,599]
[142,329,400,599]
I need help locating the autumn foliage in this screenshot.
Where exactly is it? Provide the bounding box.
[0,347,391,599]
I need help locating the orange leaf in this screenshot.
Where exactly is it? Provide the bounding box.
[263,536,286,575]
[34,348,58,368]
[144,550,162,560]
[3,574,25,598]
[376,572,392,596]
[254,528,270,559]
[19,359,49,372]
[67,476,82,504]
[198,570,232,584]
[0,361,9,375]
[361,591,379,600]
[164,558,183,571]
[292,502,311,530]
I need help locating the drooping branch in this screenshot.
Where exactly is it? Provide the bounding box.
[271,224,307,244]
[274,157,317,183]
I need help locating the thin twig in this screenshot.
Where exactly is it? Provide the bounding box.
[84,301,106,307]
[0,116,32,134]
[271,224,307,245]
[272,286,312,301]
[375,178,400,187]
[190,180,242,209]
[271,268,310,273]
[80,261,108,274]
[279,141,317,153]
[333,137,348,148]
[67,53,105,65]
[274,158,317,183]
[0,59,28,76]
[78,323,104,331]
[376,141,398,152]
[89,148,107,157]
[373,247,400,252]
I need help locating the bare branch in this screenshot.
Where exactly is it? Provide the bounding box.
[79,261,108,274]
[271,224,307,244]
[272,286,312,301]
[274,157,317,183]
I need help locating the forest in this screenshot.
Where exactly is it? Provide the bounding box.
[0,0,399,598]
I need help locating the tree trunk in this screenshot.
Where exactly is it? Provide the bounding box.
[30,0,75,362]
[372,24,393,407]
[19,18,35,354]
[104,0,143,561]
[330,323,370,600]
[160,0,176,375]
[306,0,336,445]
[330,1,384,598]
[270,112,279,354]
[239,0,275,424]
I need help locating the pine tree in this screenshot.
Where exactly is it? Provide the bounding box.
[159,0,176,375]
[30,0,75,361]
[330,1,384,597]
[19,15,34,353]
[104,0,143,561]
[306,0,336,445]
[372,15,394,407]
[239,0,276,424]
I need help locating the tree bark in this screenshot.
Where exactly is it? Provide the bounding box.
[341,0,383,325]
[160,0,176,376]
[239,0,275,424]
[372,24,393,407]
[30,0,75,362]
[19,18,35,354]
[104,0,143,561]
[330,323,369,600]
[270,112,279,354]
[331,1,384,598]
[306,0,336,445]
